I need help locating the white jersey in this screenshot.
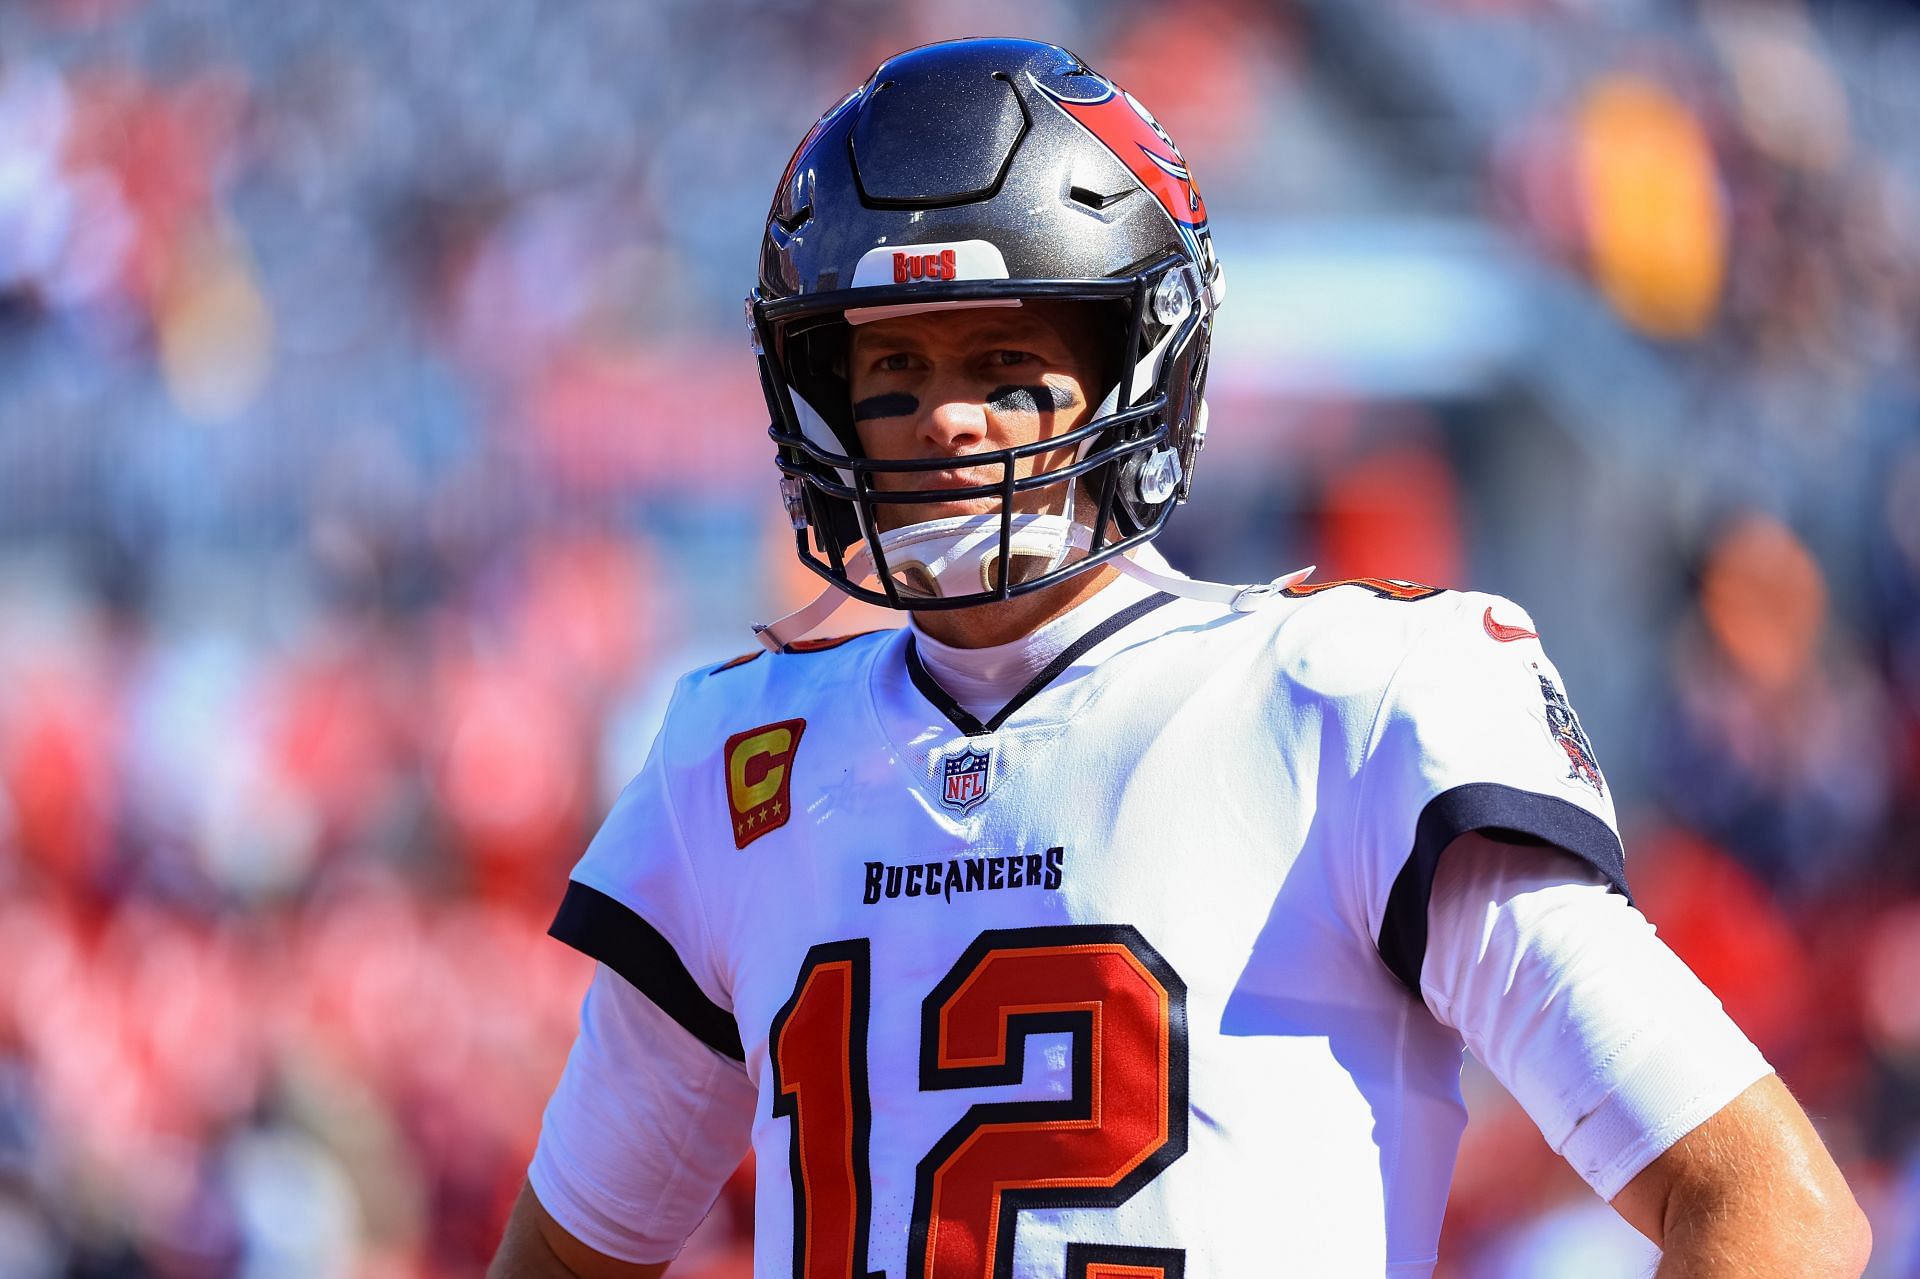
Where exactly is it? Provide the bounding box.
[540,578,1639,1277]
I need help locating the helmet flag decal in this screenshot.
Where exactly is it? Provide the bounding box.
[1028,71,1209,231]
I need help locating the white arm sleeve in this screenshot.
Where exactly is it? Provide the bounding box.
[527,963,758,1265]
[1420,835,1774,1201]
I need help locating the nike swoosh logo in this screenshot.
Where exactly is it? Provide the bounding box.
[1483,606,1538,643]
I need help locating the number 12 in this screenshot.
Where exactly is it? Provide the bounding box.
[770,924,1189,1279]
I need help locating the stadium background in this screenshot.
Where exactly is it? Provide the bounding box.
[1,0,1918,1274]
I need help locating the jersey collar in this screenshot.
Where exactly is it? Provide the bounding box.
[903,589,1176,737]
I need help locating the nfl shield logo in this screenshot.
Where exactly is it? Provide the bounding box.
[940,746,993,814]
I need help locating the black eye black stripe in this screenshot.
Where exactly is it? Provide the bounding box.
[985,383,1075,414]
[854,392,920,421]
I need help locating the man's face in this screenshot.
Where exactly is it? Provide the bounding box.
[845,301,1109,533]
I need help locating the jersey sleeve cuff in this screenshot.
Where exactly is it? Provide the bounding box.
[1564,1019,1775,1202]
[527,1146,683,1267]
[1378,782,1629,994]
[549,880,745,1062]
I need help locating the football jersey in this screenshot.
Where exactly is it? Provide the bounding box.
[544,577,1629,1278]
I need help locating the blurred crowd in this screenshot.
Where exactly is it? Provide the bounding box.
[0,0,1917,1275]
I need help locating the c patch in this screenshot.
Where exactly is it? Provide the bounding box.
[724,718,806,849]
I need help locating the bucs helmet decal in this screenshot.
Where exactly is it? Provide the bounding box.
[1028,71,1209,233]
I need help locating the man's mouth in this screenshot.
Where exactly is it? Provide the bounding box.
[880,466,1006,495]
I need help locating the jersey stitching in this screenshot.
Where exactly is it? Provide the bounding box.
[659,674,735,1011]
[859,628,904,765]
[792,628,898,784]
[1554,1015,1657,1128]
[982,591,1177,732]
[553,993,739,1225]
[1343,597,1471,957]
[901,592,1180,738]
[1593,1072,1762,1193]
[1062,596,1239,730]
[905,637,989,736]
[1382,995,1410,1247]
[528,1145,668,1261]
[650,1046,743,1222]
[1546,895,1661,1117]
[871,594,1187,770]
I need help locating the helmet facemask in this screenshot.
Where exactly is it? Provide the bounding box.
[752,254,1209,612]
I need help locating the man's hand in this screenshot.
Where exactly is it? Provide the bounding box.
[1611,1073,1870,1277]
[488,1181,671,1279]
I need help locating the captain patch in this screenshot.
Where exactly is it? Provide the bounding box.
[724,718,806,848]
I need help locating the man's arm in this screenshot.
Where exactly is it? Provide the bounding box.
[1611,1073,1870,1278]
[1421,834,1871,1276]
[489,1181,672,1279]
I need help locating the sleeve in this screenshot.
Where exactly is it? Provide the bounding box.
[1351,592,1629,994]
[548,680,744,1062]
[1420,836,1773,1200]
[527,964,758,1263]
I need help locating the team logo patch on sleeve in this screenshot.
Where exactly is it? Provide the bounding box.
[724,718,806,848]
[1536,671,1605,797]
[939,745,993,814]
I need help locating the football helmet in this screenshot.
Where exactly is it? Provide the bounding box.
[748,38,1224,631]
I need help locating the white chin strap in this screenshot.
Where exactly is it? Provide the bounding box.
[875,511,1084,597]
[753,513,1316,651]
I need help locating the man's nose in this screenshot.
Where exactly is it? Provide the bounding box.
[921,393,989,454]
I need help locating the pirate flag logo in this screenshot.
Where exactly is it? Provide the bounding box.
[1537,671,1605,798]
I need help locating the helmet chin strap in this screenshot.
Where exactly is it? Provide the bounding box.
[873,509,1084,597]
[753,512,1315,650]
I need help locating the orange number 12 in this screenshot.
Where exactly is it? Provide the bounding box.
[771,925,1188,1279]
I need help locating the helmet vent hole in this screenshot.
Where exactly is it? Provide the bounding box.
[1068,185,1127,212]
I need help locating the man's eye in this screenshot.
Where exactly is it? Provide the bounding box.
[875,352,914,372]
[991,350,1033,367]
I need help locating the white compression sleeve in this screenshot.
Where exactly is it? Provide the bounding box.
[1420,834,1774,1201]
[528,963,757,1264]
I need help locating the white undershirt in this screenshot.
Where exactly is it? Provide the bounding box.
[909,546,1169,722]
[1423,836,1771,1199]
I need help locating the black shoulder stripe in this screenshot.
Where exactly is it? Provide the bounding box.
[548,880,746,1062]
[1376,782,1630,996]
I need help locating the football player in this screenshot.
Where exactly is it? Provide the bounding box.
[490,38,1869,1279]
